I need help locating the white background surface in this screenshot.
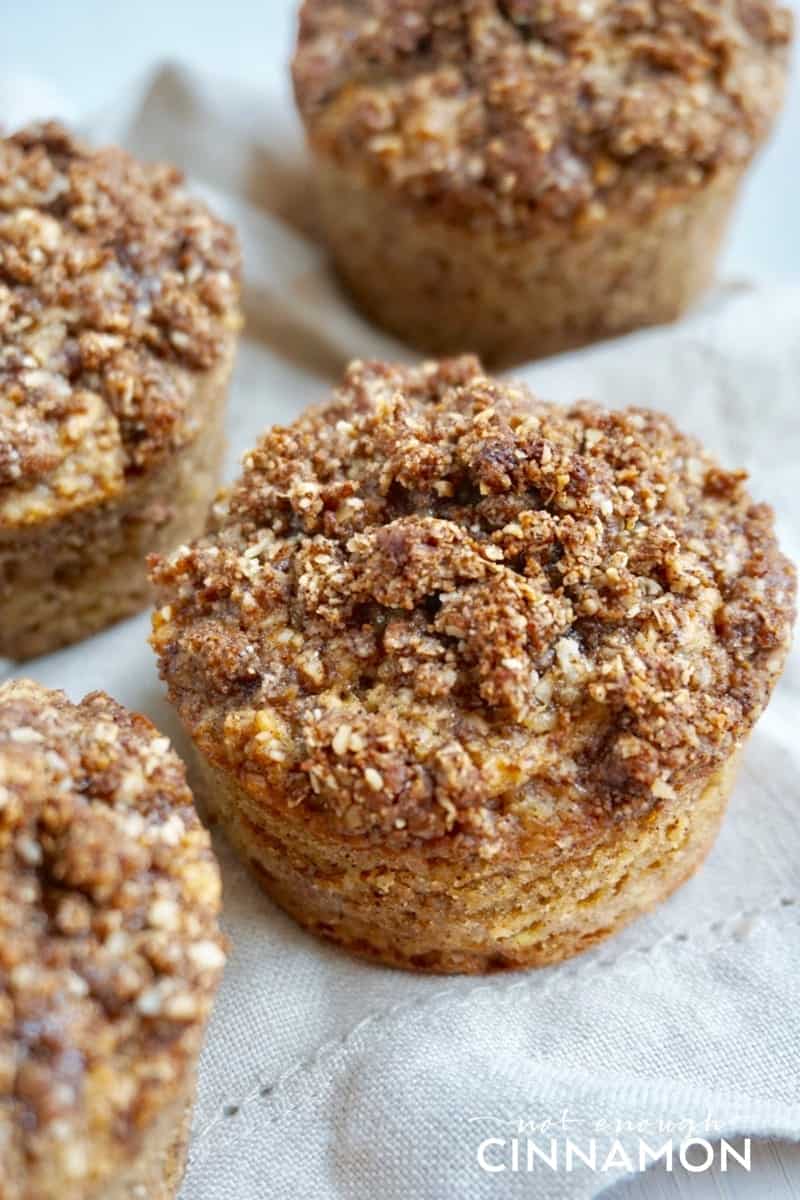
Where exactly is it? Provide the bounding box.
[2,3,799,1198]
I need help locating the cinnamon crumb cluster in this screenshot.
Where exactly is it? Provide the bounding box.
[0,680,224,1194]
[150,358,795,852]
[293,0,792,230]
[0,123,241,526]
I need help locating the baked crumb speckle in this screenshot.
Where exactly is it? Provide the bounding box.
[150,357,796,852]
[0,680,224,1196]
[0,123,241,527]
[293,0,792,231]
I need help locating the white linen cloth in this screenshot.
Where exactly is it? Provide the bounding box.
[4,65,799,1199]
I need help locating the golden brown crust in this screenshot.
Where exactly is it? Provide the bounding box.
[195,750,735,973]
[0,680,225,1199]
[0,122,241,528]
[293,0,791,234]
[100,1083,194,1200]
[150,357,796,863]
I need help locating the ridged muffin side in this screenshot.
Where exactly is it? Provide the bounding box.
[294,1,792,364]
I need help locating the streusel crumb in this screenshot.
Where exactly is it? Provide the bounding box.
[294,0,791,231]
[0,680,224,1195]
[150,357,796,852]
[0,123,241,527]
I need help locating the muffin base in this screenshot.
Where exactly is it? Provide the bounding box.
[0,345,234,661]
[314,160,741,366]
[98,1081,193,1200]
[195,751,737,975]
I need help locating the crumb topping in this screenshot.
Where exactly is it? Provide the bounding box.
[0,680,224,1197]
[293,0,792,231]
[150,357,796,854]
[0,123,241,528]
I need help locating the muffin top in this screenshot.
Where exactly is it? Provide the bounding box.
[150,357,795,857]
[0,123,241,529]
[0,680,224,1199]
[293,0,792,232]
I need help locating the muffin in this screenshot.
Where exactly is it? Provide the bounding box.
[0,122,242,660]
[0,679,225,1198]
[293,1,792,365]
[150,356,795,974]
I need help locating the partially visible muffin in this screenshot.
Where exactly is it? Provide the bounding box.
[150,356,795,973]
[0,123,242,659]
[293,0,792,365]
[0,679,225,1198]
